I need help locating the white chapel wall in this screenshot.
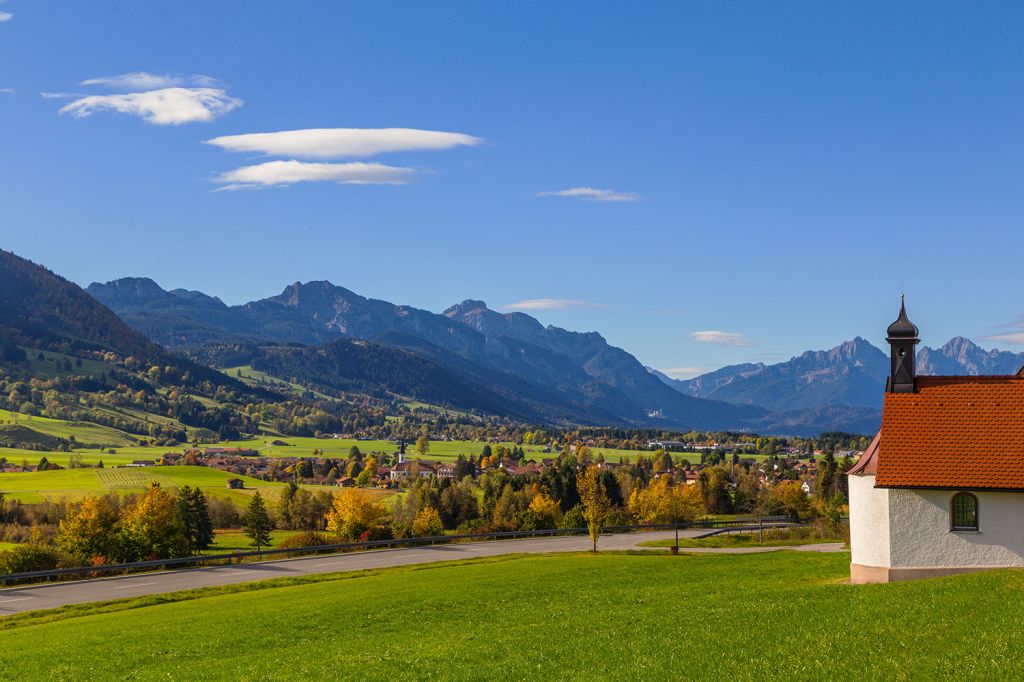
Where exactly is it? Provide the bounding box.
[849,474,890,568]
[888,489,1024,568]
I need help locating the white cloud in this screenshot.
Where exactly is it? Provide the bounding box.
[658,366,710,380]
[204,128,482,159]
[688,330,755,347]
[536,187,640,202]
[80,72,189,91]
[0,11,12,22]
[59,87,242,125]
[977,332,1024,346]
[213,160,415,190]
[40,92,75,99]
[0,88,14,94]
[499,299,604,311]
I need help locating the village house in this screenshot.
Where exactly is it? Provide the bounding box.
[849,299,1024,583]
[225,478,244,490]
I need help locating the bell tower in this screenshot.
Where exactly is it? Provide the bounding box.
[886,295,919,393]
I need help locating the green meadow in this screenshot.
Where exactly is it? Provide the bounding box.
[1,551,1022,680]
[0,466,291,504]
[207,528,306,553]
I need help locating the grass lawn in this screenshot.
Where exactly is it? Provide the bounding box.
[0,466,295,504]
[638,533,845,548]
[207,529,306,554]
[2,551,1023,679]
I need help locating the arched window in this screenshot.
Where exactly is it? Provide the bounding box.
[951,492,979,531]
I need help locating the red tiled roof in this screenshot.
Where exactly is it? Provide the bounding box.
[873,375,1024,490]
[847,431,880,476]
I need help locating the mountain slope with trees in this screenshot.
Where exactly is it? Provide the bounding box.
[89,278,765,431]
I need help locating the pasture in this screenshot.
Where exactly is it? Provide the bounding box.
[1,551,1022,679]
[0,467,289,504]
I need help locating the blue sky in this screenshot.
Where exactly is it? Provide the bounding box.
[3,2,1024,377]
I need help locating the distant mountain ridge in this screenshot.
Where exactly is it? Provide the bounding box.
[661,336,1024,419]
[89,278,763,431]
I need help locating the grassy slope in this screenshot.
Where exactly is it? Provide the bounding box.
[0,409,138,448]
[1,552,1023,679]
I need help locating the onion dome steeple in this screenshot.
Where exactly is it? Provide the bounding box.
[887,294,919,340]
[886,295,919,393]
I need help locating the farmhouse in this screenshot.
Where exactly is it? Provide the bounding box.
[225,478,244,490]
[849,299,1024,583]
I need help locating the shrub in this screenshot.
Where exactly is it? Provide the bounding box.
[561,504,586,529]
[0,544,73,574]
[278,531,333,557]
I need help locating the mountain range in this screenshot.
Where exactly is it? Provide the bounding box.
[81,275,1024,436]
[654,335,1024,423]
[87,277,763,431]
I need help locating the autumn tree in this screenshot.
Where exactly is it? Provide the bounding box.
[245,492,273,556]
[415,434,430,456]
[56,495,120,563]
[326,488,389,540]
[577,466,611,552]
[773,481,810,521]
[411,506,444,537]
[528,492,563,529]
[120,483,187,561]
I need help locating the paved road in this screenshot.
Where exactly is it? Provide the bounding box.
[0,532,845,616]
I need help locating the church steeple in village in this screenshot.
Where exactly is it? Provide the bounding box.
[886,294,920,393]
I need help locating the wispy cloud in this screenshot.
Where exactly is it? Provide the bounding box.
[977,332,1024,346]
[499,299,604,311]
[0,88,14,94]
[657,366,710,380]
[213,160,414,191]
[0,11,12,22]
[205,128,482,159]
[536,187,641,203]
[80,72,194,91]
[688,330,755,347]
[60,87,242,125]
[40,92,75,99]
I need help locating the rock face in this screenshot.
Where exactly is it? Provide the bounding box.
[916,337,1024,376]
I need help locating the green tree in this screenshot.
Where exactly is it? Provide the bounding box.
[245,492,273,556]
[176,486,214,554]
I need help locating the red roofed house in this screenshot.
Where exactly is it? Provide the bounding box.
[849,299,1024,583]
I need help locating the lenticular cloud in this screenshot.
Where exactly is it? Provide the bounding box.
[204,128,482,159]
[213,160,415,191]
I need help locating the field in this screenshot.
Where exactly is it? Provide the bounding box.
[1,551,1022,679]
[0,466,297,504]
[207,528,306,553]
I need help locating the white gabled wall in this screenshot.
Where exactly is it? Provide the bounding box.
[849,474,890,568]
[888,489,1024,568]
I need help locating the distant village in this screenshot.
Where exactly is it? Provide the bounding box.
[0,435,861,495]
